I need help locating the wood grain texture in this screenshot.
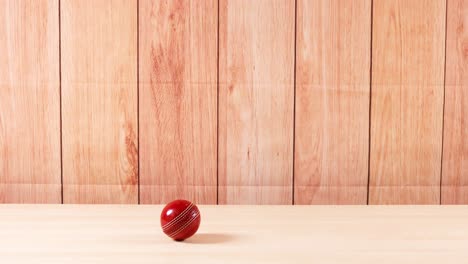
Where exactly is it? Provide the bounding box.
[370,0,446,204]
[295,0,371,204]
[2,205,468,263]
[61,0,138,203]
[442,0,468,204]
[218,0,295,204]
[139,0,218,204]
[0,0,61,203]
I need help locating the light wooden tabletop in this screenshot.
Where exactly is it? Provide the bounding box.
[0,205,467,263]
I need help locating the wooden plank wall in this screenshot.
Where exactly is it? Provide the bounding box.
[218,0,295,204]
[61,0,138,203]
[0,0,61,203]
[369,0,446,204]
[295,0,371,204]
[139,0,218,204]
[1,0,467,205]
[442,0,468,204]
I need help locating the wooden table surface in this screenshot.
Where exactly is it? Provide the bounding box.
[0,205,467,263]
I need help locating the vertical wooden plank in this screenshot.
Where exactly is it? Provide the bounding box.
[139,0,217,204]
[295,0,371,204]
[442,0,468,204]
[61,0,138,203]
[218,0,295,204]
[0,0,61,203]
[370,0,446,204]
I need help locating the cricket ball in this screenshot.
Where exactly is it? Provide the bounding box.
[160,199,201,241]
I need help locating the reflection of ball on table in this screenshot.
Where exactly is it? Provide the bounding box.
[160,199,201,241]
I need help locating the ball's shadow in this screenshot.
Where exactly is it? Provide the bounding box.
[185,233,237,244]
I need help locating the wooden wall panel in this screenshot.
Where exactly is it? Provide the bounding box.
[442,0,468,204]
[139,0,218,204]
[61,0,138,203]
[0,0,61,203]
[218,0,295,204]
[370,0,446,204]
[295,0,371,204]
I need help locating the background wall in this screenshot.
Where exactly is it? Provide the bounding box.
[0,0,466,205]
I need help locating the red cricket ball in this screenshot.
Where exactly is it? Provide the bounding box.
[160,199,201,241]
